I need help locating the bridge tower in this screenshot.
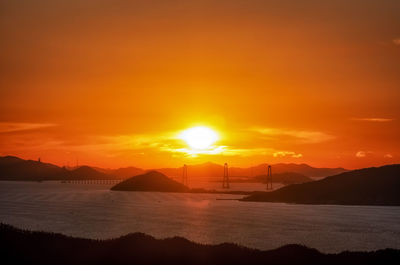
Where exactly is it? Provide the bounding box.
[266,165,272,190]
[182,164,188,186]
[222,163,230,189]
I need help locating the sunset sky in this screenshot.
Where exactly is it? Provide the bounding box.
[0,0,399,169]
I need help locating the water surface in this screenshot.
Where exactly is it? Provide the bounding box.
[0,181,399,253]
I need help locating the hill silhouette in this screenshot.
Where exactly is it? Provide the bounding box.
[111,171,189,192]
[1,224,399,265]
[0,156,346,182]
[155,162,346,181]
[155,162,223,180]
[94,166,145,179]
[256,172,312,185]
[227,172,312,185]
[69,166,117,180]
[0,156,116,181]
[0,156,69,181]
[257,163,347,178]
[229,163,346,179]
[242,164,400,205]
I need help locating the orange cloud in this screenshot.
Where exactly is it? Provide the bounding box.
[355,151,374,158]
[356,151,366,158]
[0,122,56,134]
[102,132,301,160]
[253,127,334,144]
[352,118,393,122]
[273,151,303,158]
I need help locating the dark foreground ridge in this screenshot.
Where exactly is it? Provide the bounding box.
[242,164,400,205]
[0,224,399,265]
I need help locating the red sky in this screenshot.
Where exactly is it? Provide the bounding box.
[0,0,399,169]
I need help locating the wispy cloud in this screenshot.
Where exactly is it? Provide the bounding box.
[96,132,304,159]
[166,146,227,157]
[0,122,56,133]
[252,127,334,144]
[352,118,393,122]
[384,154,393,158]
[393,38,400,46]
[0,123,307,162]
[356,151,373,158]
[273,151,303,158]
[356,151,366,158]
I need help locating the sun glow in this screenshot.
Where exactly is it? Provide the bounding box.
[179,126,219,150]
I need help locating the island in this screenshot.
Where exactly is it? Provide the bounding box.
[111,171,190,192]
[241,164,400,206]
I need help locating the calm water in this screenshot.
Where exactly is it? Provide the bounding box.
[0,181,399,253]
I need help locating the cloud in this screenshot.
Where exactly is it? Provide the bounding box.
[352,118,393,122]
[253,127,334,144]
[356,151,366,158]
[98,132,305,160]
[0,123,308,162]
[273,151,303,158]
[291,153,303,158]
[393,38,400,45]
[356,151,373,158]
[0,122,56,133]
[356,152,394,159]
[167,146,227,157]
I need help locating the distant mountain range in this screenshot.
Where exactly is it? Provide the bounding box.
[0,156,115,181]
[244,163,347,179]
[0,155,346,182]
[242,164,400,206]
[2,156,399,206]
[154,162,347,181]
[240,172,313,185]
[110,170,311,193]
[93,166,144,179]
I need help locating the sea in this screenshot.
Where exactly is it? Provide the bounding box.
[0,181,399,253]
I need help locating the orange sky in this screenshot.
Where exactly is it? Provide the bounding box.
[0,0,399,169]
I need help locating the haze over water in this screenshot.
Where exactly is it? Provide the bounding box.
[1,181,399,253]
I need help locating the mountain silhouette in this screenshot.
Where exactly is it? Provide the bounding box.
[218,172,312,185]
[155,162,223,180]
[230,163,347,179]
[111,171,189,192]
[93,166,145,179]
[0,156,346,182]
[242,164,400,205]
[68,166,116,180]
[0,156,115,181]
[0,156,69,181]
[155,162,346,181]
[254,172,312,185]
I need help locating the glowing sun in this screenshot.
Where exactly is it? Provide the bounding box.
[179,126,219,149]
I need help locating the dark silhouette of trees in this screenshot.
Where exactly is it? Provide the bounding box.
[1,224,399,265]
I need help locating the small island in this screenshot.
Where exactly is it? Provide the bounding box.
[111,171,190,192]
